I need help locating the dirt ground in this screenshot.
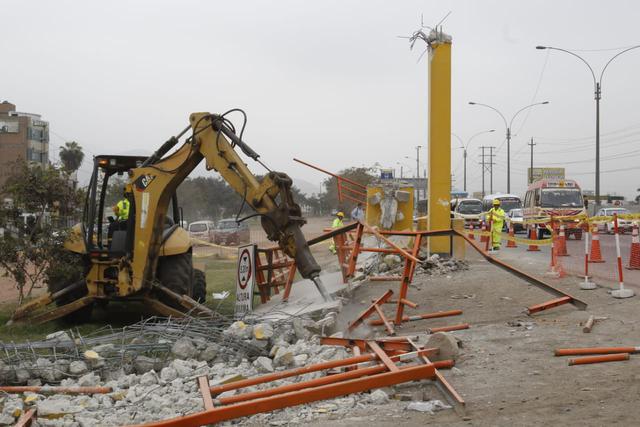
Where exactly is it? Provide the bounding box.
[303,239,640,427]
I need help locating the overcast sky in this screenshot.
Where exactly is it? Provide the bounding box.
[3,0,640,200]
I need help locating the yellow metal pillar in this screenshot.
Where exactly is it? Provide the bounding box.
[427,33,452,254]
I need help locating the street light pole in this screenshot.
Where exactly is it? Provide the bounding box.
[452,129,495,193]
[536,45,640,207]
[468,101,549,193]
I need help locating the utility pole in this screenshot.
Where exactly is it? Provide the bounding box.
[479,146,496,197]
[528,137,536,184]
[489,146,495,194]
[415,145,422,206]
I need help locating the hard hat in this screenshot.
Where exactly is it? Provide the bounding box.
[337,211,344,217]
[493,199,501,206]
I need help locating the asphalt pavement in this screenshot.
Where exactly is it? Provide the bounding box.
[495,231,640,289]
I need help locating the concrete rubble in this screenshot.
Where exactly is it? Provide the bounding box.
[0,239,471,426]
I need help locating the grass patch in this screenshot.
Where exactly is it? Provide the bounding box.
[0,256,241,343]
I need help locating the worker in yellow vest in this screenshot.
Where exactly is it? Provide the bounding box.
[329,211,345,254]
[113,193,130,221]
[488,199,505,251]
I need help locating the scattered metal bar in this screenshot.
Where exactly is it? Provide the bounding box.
[348,289,394,331]
[527,296,572,315]
[133,364,437,427]
[568,353,630,366]
[0,386,111,394]
[369,309,462,327]
[427,323,470,333]
[555,346,640,356]
[198,376,214,411]
[14,408,36,427]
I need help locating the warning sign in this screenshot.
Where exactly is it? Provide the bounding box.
[235,244,256,318]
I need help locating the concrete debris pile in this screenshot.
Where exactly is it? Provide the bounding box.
[362,252,468,277]
[0,315,460,426]
[0,315,264,388]
[416,254,469,276]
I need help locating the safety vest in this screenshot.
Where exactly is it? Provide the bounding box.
[489,207,505,224]
[332,218,344,228]
[116,198,130,220]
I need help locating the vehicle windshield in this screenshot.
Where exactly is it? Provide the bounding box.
[541,188,583,208]
[458,201,482,214]
[498,198,521,212]
[218,221,238,230]
[189,223,207,232]
[606,208,628,215]
[510,209,523,218]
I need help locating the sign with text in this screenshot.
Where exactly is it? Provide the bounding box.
[528,167,565,183]
[234,244,256,318]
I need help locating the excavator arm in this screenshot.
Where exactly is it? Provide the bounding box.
[126,112,330,301]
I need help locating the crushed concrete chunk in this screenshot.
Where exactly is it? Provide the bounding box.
[253,356,274,373]
[69,361,88,376]
[77,372,100,387]
[425,332,460,361]
[253,323,274,340]
[171,338,198,360]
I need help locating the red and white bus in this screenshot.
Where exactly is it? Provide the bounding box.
[523,179,586,239]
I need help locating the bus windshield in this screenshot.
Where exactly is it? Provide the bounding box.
[541,188,583,208]
[498,197,521,212]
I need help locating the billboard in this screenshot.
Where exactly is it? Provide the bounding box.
[528,167,565,183]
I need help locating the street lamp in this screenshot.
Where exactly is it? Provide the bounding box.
[468,101,549,193]
[536,45,640,207]
[451,129,495,192]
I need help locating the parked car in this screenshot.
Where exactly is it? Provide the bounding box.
[214,219,250,246]
[188,220,216,243]
[507,209,525,233]
[450,198,483,228]
[596,207,632,234]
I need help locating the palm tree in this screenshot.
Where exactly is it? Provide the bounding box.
[59,141,84,173]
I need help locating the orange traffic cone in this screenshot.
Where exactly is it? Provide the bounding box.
[546,228,566,278]
[557,224,569,256]
[627,223,640,270]
[507,223,517,248]
[527,226,540,252]
[468,223,475,241]
[589,224,605,263]
[480,221,488,244]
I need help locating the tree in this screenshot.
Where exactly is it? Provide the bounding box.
[0,162,82,305]
[59,141,84,173]
[321,167,376,213]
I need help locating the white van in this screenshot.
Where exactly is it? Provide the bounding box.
[188,220,216,243]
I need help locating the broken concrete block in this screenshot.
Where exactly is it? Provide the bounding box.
[160,367,178,382]
[36,398,83,417]
[292,318,313,340]
[293,354,309,367]
[252,323,274,340]
[383,254,402,268]
[225,321,252,339]
[171,338,198,360]
[45,331,73,344]
[425,332,460,361]
[134,356,161,374]
[139,371,158,386]
[198,343,220,362]
[171,359,193,377]
[368,389,389,405]
[273,347,294,368]
[253,356,274,373]
[78,372,100,387]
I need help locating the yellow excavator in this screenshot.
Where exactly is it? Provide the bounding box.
[11,111,330,324]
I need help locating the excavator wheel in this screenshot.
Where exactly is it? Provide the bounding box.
[193,269,207,303]
[46,253,93,323]
[157,251,193,302]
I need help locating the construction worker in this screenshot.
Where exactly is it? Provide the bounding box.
[113,192,130,221]
[329,211,345,254]
[488,199,505,251]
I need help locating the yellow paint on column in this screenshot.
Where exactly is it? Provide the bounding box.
[428,39,452,253]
